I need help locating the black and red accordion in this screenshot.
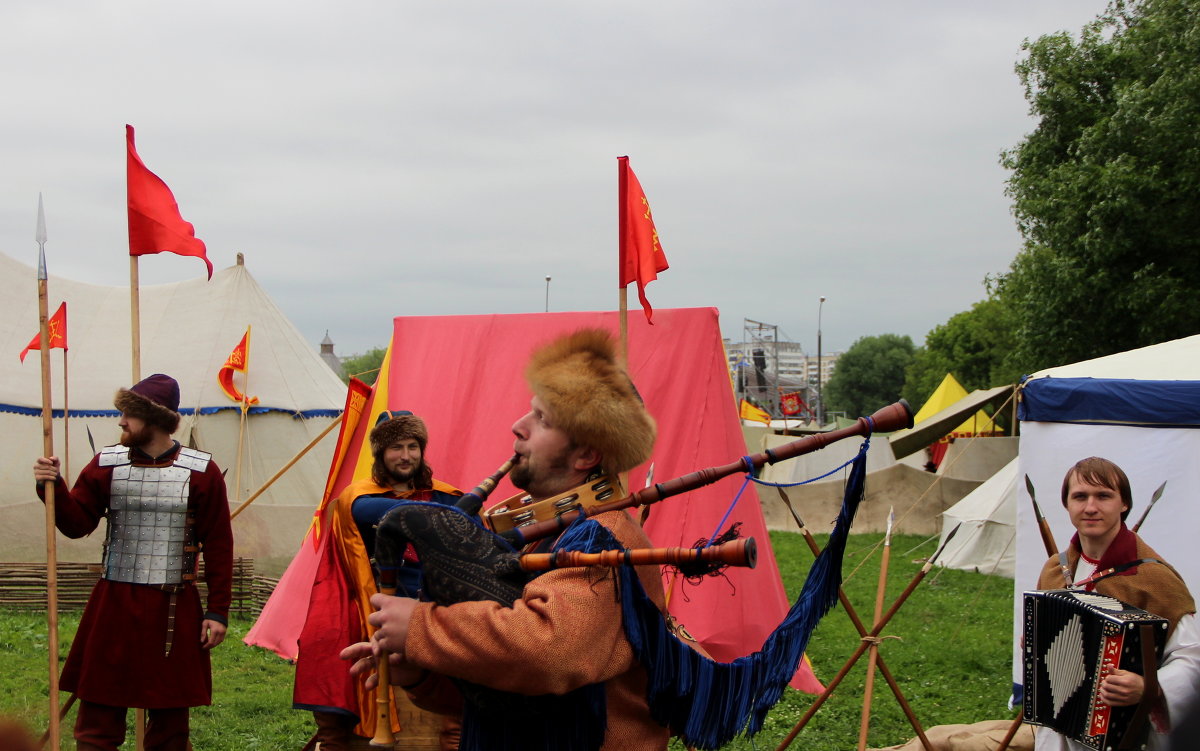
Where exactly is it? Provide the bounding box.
[1022,589,1168,750]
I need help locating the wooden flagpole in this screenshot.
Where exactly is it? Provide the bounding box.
[857,507,894,751]
[130,256,141,383]
[36,194,62,751]
[230,414,343,521]
[62,349,70,479]
[233,326,252,505]
[618,156,630,365]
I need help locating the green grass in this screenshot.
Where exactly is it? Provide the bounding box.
[1,532,1016,749]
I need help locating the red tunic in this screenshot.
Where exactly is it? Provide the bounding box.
[41,443,233,708]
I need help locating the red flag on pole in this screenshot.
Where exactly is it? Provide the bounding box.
[217,328,259,405]
[126,124,213,279]
[19,302,67,362]
[618,156,669,322]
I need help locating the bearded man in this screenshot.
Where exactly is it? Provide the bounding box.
[33,374,233,751]
[293,411,462,750]
[349,329,671,751]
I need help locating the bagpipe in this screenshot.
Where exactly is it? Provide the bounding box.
[371,399,913,751]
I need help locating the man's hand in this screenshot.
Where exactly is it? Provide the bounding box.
[34,457,60,484]
[367,593,418,653]
[200,619,227,649]
[341,637,426,688]
[1099,669,1144,707]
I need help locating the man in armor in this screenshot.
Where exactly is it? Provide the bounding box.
[348,328,672,751]
[1034,457,1199,751]
[34,373,233,751]
[293,411,462,751]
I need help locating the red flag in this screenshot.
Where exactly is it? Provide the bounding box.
[127,124,213,279]
[618,156,669,322]
[780,391,810,417]
[217,328,259,406]
[19,302,67,362]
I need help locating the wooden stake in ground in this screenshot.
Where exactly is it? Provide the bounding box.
[35,196,61,751]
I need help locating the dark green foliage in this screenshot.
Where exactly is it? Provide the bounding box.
[996,0,1200,371]
[340,346,388,385]
[903,300,1020,409]
[824,334,916,419]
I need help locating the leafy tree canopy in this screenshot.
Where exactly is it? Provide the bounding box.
[902,299,1020,407]
[996,0,1200,371]
[824,334,915,420]
[339,347,387,385]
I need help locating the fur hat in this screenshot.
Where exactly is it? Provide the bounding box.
[525,328,655,474]
[113,373,181,434]
[369,411,429,455]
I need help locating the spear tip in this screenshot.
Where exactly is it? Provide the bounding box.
[36,193,48,246]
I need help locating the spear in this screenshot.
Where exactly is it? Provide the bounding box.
[36,194,62,750]
[776,525,960,751]
[1026,474,1070,587]
[1131,480,1167,534]
[775,490,932,751]
[857,506,894,751]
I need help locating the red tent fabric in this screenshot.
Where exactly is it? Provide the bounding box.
[383,307,820,692]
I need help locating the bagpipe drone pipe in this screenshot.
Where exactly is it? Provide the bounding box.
[373,400,913,751]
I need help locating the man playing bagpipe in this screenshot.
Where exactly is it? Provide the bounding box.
[1033,457,1200,751]
[33,374,233,751]
[293,412,462,750]
[346,329,671,750]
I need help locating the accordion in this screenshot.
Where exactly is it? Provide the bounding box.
[1022,589,1168,751]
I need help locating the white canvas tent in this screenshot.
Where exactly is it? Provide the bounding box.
[0,252,346,572]
[1009,334,1200,694]
[935,457,1017,578]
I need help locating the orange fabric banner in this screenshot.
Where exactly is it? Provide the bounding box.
[19,301,67,362]
[618,156,669,322]
[217,328,259,406]
[127,124,213,279]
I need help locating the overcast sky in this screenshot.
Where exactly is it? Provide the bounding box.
[1,1,1104,358]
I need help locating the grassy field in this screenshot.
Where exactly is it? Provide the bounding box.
[1,531,1017,750]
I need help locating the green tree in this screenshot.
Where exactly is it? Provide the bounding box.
[823,334,915,420]
[339,347,387,385]
[996,0,1200,371]
[902,299,1020,407]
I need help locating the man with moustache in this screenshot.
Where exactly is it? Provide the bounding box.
[33,374,233,751]
[1033,457,1199,751]
[348,329,670,751]
[293,411,462,751]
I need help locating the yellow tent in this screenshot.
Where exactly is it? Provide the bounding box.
[913,373,1002,436]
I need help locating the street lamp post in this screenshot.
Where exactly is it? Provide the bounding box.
[816,296,826,426]
[545,275,551,312]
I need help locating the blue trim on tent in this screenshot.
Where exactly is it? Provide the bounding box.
[1019,377,1200,427]
[0,403,342,420]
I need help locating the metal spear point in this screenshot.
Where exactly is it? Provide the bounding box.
[1131,480,1167,534]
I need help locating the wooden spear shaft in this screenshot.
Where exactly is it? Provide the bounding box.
[779,491,933,751]
[229,414,343,521]
[775,526,959,751]
[37,239,62,751]
[857,507,894,751]
[130,255,141,383]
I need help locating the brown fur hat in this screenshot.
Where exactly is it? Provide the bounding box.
[113,373,181,434]
[525,328,655,474]
[369,411,429,455]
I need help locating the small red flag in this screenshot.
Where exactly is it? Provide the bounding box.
[218,328,259,406]
[618,156,669,322]
[127,124,213,279]
[780,391,810,417]
[19,302,67,362]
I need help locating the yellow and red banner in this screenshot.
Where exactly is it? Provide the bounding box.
[739,399,771,425]
[19,301,67,362]
[218,327,259,406]
[780,391,809,417]
[618,156,669,322]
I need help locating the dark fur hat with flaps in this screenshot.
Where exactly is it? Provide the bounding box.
[525,328,655,474]
[113,373,182,434]
[369,411,429,455]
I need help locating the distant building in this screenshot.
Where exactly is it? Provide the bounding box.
[725,331,840,419]
[319,330,345,379]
